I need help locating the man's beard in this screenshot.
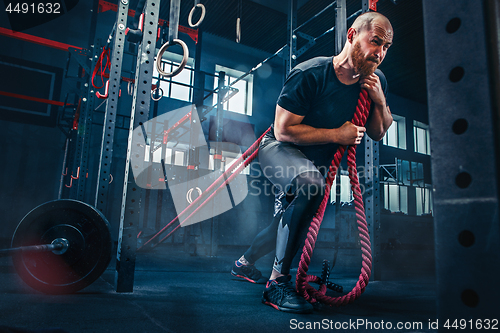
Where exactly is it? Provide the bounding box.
[351,41,379,77]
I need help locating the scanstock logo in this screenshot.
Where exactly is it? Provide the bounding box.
[130,105,253,227]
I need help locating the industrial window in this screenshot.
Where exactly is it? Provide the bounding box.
[397,159,425,187]
[413,120,431,155]
[208,149,250,175]
[329,172,353,204]
[383,183,408,214]
[153,51,194,102]
[144,139,163,163]
[144,142,186,167]
[214,65,253,116]
[382,114,406,149]
[416,185,433,216]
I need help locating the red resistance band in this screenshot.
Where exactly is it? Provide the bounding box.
[92,46,111,89]
[138,91,373,308]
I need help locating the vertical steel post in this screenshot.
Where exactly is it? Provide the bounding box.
[210,72,226,256]
[168,0,180,42]
[423,0,500,326]
[193,29,204,109]
[115,0,161,292]
[95,0,130,214]
[359,0,380,282]
[214,72,225,172]
[67,42,101,202]
[364,137,380,281]
[286,0,297,75]
[335,0,346,55]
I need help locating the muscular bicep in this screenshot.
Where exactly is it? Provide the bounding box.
[273,105,304,141]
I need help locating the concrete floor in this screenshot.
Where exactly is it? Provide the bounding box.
[0,246,437,333]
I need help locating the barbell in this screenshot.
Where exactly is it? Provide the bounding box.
[1,199,113,294]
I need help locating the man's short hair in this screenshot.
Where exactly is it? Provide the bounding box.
[351,12,391,33]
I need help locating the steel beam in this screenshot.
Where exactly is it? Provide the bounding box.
[423,0,500,326]
[95,0,130,214]
[115,0,161,293]
[364,136,380,281]
[67,42,101,202]
[335,0,346,55]
[286,0,297,75]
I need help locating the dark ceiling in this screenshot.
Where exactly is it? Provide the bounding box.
[124,0,427,105]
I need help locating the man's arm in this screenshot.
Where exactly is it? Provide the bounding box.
[360,74,393,141]
[274,105,367,146]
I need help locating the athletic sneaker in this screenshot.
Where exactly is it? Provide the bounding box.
[231,261,267,284]
[261,275,313,313]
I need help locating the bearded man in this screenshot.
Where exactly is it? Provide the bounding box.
[230,12,394,313]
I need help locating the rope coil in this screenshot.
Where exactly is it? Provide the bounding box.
[296,89,372,306]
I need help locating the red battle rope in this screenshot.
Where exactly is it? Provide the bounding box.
[296,89,372,306]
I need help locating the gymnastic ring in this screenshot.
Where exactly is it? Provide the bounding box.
[188,3,206,28]
[156,39,189,78]
[236,17,241,43]
[151,87,163,101]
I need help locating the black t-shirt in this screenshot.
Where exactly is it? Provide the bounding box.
[271,56,388,168]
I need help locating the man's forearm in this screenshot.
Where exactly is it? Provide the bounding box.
[274,123,335,145]
[366,103,393,141]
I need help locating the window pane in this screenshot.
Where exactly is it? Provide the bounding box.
[416,187,423,215]
[414,126,417,152]
[330,177,337,204]
[153,60,170,98]
[170,65,191,101]
[389,184,399,211]
[429,187,433,215]
[387,120,397,147]
[174,151,185,166]
[401,160,411,186]
[400,186,408,214]
[417,163,424,187]
[214,65,253,116]
[208,154,214,170]
[165,148,172,164]
[152,141,162,163]
[229,78,247,114]
[340,175,352,203]
[423,188,429,214]
[426,129,431,155]
[224,157,236,171]
[384,183,389,209]
[417,127,426,154]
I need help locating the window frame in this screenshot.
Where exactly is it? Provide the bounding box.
[214,64,253,116]
[382,114,406,150]
[413,120,431,155]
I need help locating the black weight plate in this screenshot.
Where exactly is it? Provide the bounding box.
[11,199,112,294]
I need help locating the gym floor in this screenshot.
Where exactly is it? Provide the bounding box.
[0,245,436,333]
